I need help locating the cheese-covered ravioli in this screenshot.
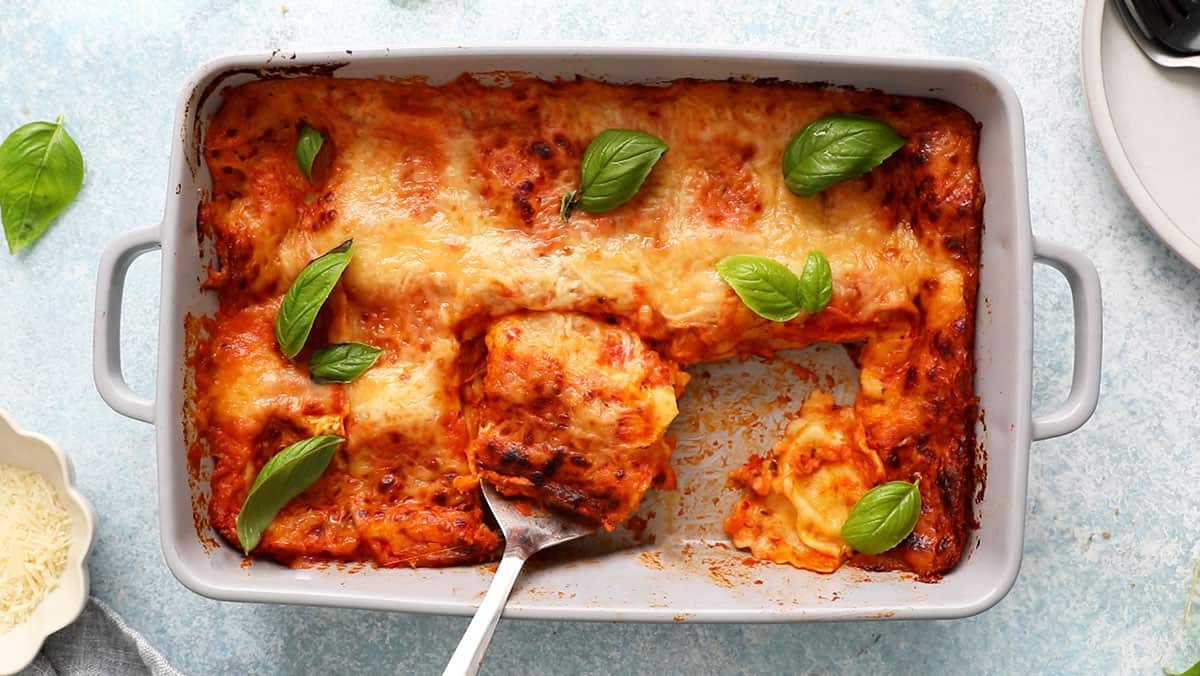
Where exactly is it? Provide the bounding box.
[468,312,687,529]
[726,392,885,572]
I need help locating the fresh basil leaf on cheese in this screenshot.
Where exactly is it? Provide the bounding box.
[716,255,804,322]
[274,240,353,359]
[840,480,921,555]
[717,252,834,321]
[798,251,833,314]
[236,435,344,553]
[295,123,324,182]
[559,190,577,221]
[561,129,667,219]
[309,342,382,384]
[782,114,904,196]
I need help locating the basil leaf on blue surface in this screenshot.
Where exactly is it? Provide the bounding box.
[1163,660,1200,676]
[0,116,84,253]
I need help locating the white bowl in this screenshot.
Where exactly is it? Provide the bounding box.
[0,410,96,675]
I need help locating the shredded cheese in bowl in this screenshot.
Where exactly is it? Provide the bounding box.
[0,463,72,632]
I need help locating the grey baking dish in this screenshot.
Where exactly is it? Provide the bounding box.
[92,45,1102,622]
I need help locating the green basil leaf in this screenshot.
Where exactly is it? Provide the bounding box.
[563,129,667,218]
[295,123,324,182]
[782,113,904,197]
[840,480,922,555]
[798,251,833,314]
[309,342,382,383]
[235,434,343,553]
[0,116,84,254]
[716,255,804,322]
[1164,661,1200,676]
[559,190,577,221]
[274,240,353,359]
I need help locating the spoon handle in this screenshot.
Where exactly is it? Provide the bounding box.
[443,552,528,676]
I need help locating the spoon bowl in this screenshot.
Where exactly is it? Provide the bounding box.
[1118,0,1200,67]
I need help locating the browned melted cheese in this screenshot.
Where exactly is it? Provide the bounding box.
[466,313,688,529]
[193,75,981,575]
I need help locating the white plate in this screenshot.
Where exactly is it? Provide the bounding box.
[1082,0,1200,268]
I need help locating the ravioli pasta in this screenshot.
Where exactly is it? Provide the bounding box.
[191,75,981,576]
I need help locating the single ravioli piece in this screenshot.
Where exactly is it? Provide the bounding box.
[468,312,689,529]
[725,391,885,572]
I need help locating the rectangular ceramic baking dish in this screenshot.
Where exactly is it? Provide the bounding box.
[92,46,1102,622]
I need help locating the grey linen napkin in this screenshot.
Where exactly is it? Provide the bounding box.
[19,597,181,676]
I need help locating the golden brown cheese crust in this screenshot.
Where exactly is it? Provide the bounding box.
[193,75,981,576]
[466,313,688,529]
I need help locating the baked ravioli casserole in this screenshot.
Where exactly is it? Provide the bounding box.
[190,75,982,578]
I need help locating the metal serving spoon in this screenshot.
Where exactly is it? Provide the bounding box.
[443,481,595,676]
[1117,0,1200,67]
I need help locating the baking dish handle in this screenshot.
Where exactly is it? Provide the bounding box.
[1031,238,1102,441]
[93,225,162,424]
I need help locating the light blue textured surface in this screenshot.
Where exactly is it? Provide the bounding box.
[0,1,1197,674]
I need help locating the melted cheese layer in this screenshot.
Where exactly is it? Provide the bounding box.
[193,75,981,575]
[468,312,687,529]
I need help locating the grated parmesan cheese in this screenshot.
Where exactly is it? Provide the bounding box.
[0,463,71,633]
